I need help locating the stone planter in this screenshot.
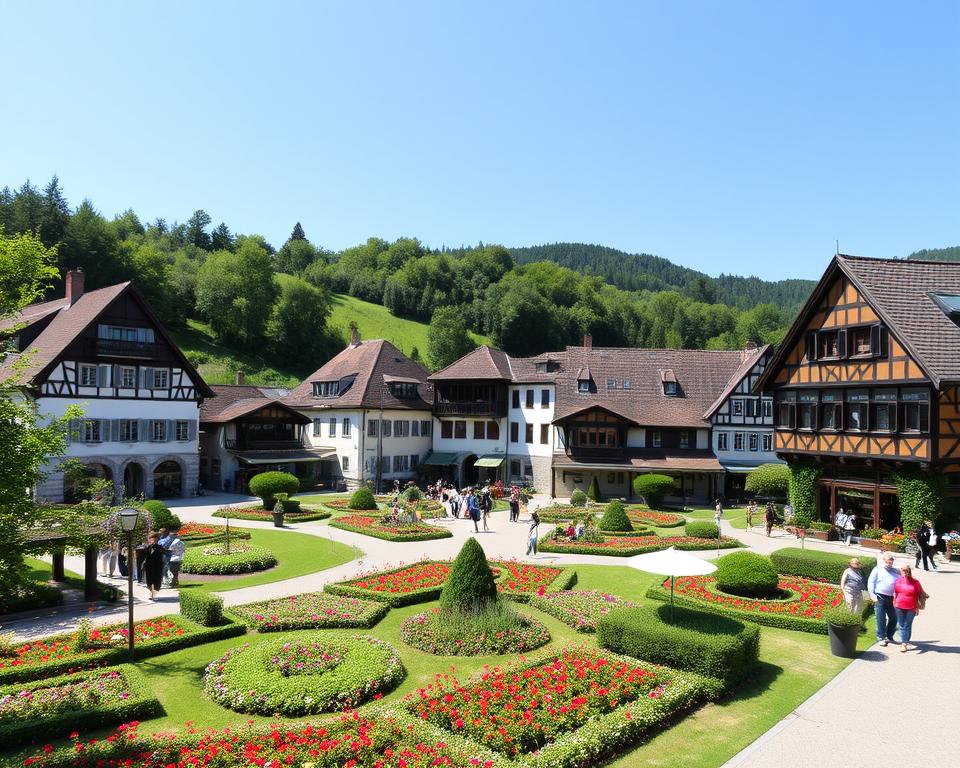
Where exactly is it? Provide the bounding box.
[807,529,837,542]
[272,511,285,528]
[859,537,882,551]
[827,621,859,658]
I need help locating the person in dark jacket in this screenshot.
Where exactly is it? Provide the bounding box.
[765,503,777,537]
[141,533,166,600]
[466,489,481,533]
[915,520,939,572]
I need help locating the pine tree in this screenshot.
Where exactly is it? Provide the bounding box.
[290,221,306,241]
[186,209,213,250]
[40,175,70,247]
[211,222,234,251]
[598,500,632,532]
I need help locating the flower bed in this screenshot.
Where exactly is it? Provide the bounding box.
[232,591,388,631]
[534,504,595,523]
[180,543,277,575]
[0,665,161,747]
[0,615,245,685]
[646,575,857,633]
[626,507,686,527]
[326,560,574,607]
[212,506,331,522]
[400,606,551,655]
[408,647,709,764]
[328,514,452,542]
[18,714,499,768]
[203,635,405,716]
[176,522,251,544]
[539,532,743,556]
[528,590,638,632]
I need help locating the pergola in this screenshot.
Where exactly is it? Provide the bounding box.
[24,527,101,601]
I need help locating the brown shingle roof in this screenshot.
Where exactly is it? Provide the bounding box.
[284,339,431,410]
[0,296,68,333]
[553,346,745,428]
[427,345,514,381]
[200,384,308,424]
[703,344,770,419]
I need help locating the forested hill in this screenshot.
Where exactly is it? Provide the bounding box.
[509,243,816,311]
[908,246,960,262]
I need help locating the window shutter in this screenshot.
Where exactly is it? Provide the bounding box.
[836,330,847,358]
[166,420,175,441]
[99,419,109,442]
[112,365,122,388]
[188,420,197,441]
[806,332,818,361]
[140,419,151,442]
[97,365,108,387]
[870,325,883,356]
[111,419,120,441]
[67,418,77,444]
[141,367,154,388]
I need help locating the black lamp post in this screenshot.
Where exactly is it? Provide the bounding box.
[118,507,140,661]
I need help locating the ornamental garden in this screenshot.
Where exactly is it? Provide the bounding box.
[1,491,876,768]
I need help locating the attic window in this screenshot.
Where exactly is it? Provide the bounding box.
[536,360,560,373]
[389,382,418,398]
[623,379,631,390]
[664,382,678,396]
[578,380,590,393]
[606,379,617,390]
[931,293,960,326]
[312,381,340,397]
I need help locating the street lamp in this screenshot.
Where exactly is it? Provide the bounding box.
[118,507,140,661]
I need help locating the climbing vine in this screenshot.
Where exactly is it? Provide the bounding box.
[892,469,943,533]
[788,463,822,529]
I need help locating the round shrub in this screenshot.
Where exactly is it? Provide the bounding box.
[400,484,422,502]
[633,474,676,509]
[684,521,719,539]
[598,500,632,532]
[745,463,790,499]
[248,471,299,509]
[203,635,405,715]
[181,543,278,575]
[143,500,181,530]
[570,489,588,507]
[348,486,378,510]
[400,604,550,656]
[439,537,498,613]
[714,551,779,598]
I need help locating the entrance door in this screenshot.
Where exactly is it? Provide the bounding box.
[461,455,480,488]
[124,462,144,497]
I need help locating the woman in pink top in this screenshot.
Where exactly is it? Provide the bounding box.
[893,565,925,653]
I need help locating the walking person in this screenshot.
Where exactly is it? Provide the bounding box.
[764,502,776,537]
[868,553,900,647]
[745,501,756,529]
[713,499,723,527]
[141,533,166,600]
[840,557,866,613]
[842,511,858,546]
[893,564,927,653]
[166,530,185,587]
[480,487,492,531]
[509,485,520,522]
[157,527,173,586]
[526,511,541,556]
[915,520,939,572]
[467,489,481,533]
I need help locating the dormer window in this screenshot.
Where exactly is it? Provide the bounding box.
[664,382,678,396]
[606,379,617,390]
[389,382,418,398]
[536,360,561,373]
[660,369,679,396]
[312,381,340,397]
[578,380,590,393]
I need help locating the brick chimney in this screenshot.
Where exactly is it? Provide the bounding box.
[65,268,85,305]
[741,340,758,362]
[235,371,245,385]
[583,333,592,349]
[350,325,361,347]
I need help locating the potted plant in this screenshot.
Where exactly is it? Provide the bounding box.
[272,494,287,528]
[806,521,838,541]
[824,605,862,658]
[859,527,887,550]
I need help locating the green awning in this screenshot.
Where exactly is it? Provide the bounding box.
[421,452,460,466]
[474,455,505,467]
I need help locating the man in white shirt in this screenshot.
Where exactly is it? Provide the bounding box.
[166,532,186,587]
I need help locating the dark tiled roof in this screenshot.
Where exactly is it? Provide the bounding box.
[428,345,514,381]
[837,255,960,386]
[553,346,745,428]
[0,296,68,333]
[703,344,770,419]
[200,384,307,424]
[284,339,431,410]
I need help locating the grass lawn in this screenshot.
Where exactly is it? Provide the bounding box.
[23,556,87,591]
[178,528,359,593]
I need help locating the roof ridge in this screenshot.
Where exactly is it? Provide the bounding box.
[840,253,960,268]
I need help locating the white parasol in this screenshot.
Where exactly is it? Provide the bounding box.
[627,547,718,621]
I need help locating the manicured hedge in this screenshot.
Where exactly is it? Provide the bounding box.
[684,521,719,538]
[212,506,331,522]
[599,527,653,537]
[770,547,877,584]
[0,615,246,685]
[181,544,277,575]
[178,589,224,626]
[203,635,405,716]
[232,591,388,631]
[535,504,594,523]
[539,532,743,556]
[349,487,378,510]
[598,604,760,691]
[714,551,779,597]
[328,514,452,541]
[177,523,251,544]
[0,665,163,747]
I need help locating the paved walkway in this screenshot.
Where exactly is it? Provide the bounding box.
[7,498,957,768]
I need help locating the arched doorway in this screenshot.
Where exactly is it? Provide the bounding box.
[123,462,145,498]
[153,460,183,498]
[460,454,480,489]
[64,462,113,503]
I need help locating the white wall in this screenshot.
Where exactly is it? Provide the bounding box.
[713,426,778,465]
[507,384,555,459]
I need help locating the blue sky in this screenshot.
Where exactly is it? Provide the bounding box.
[1,1,956,281]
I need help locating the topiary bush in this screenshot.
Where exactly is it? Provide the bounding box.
[181,544,277,575]
[684,521,719,539]
[893,468,944,532]
[248,471,300,509]
[570,489,588,507]
[745,463,790,499]
[633,474,675,509]
[586,475,601,502]
[597,603,760,691]
[598,500,632,532]
[788,463,821,529]
[770,548,876,584]
[179,590,224,626]
[714,551,779,598]
[143,500,181,530]
[400,484,423,502]
[348,486,378,510]
[439,538,498,614]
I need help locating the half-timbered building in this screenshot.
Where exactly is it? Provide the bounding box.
[0,269,213,501]
[757,254,960,528]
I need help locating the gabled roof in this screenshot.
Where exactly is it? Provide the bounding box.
[428,345,513,382]
[553,346,745,428]
[200,384,308,424]
[703,344,770,419]
[758,254,960,391]
[0,296,68,333]
[284,339,431,410]
[0,282,214,397]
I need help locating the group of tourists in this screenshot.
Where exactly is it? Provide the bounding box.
[434,480,540,553]
[99,527,185,600]
[744,500,781,536]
